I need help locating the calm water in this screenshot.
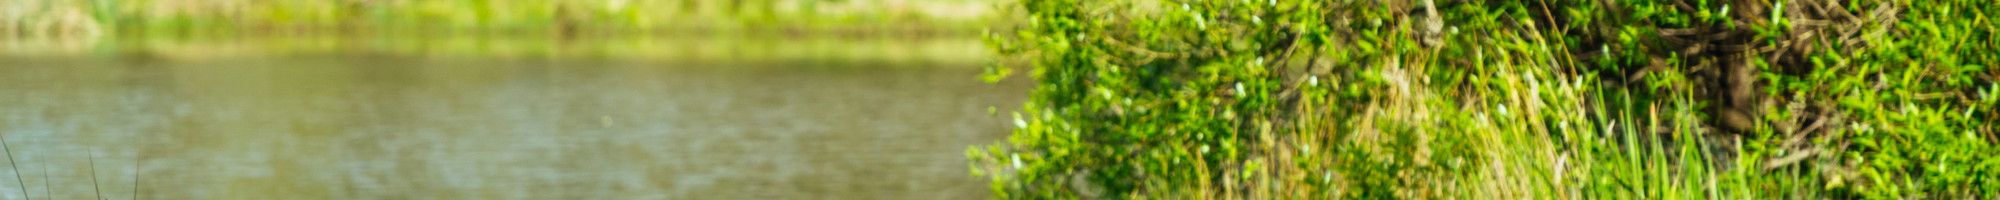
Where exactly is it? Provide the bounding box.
[0,38,1025,199]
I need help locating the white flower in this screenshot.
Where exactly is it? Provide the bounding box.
[1012,113,1028,128]
[1322,170,1332,183]
[1194,14,1207,29]
[1608,121,1619,135]
[1234,83,1246,96]
[1601,45,1610,57]
[1771,3,1786,25]
[1555,156,1568,180]
[1011,154,1024,169]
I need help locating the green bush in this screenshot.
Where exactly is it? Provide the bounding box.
[971,0,1996,199]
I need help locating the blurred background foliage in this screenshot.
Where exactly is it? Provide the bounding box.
[0,0,1001,65]
[0,0,997,38]
[971,0,1996,199]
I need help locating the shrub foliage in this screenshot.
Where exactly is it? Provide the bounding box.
[971,0,1997,198]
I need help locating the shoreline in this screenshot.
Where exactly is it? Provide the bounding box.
[1,33,994,67]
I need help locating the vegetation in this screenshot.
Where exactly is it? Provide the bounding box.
[1,0,1001,64]
[0,0,995,38]
[970,0,1997,199]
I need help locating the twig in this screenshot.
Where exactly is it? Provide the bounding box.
[131,145,143,200]
[91,149,102,200]
[39,158,48,200]
[131,150,141,200]
[0,132,26,200]
[1761,148,1818,171]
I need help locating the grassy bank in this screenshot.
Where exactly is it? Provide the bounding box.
[971,0,1996,199]
[0,0,1001,62]
[0,34,993,68]
[0,0,995,38]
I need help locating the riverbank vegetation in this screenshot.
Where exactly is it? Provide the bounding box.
[970,0,1996,198]
[0,0,995,38]
[1,0,1000,64]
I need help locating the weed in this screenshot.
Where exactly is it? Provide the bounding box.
[973,0,1998,199]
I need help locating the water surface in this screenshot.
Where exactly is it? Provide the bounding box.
[0,38,1024,199]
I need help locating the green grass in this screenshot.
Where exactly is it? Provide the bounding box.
[1,0,996,38]
[1,0,1005,63]
[971,0,1997,199]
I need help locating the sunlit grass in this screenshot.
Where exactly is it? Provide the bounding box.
[973,0,1997,199]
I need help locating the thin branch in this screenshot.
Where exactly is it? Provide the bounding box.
[39,158,48,200]
[131,150,141,200]
[1761,148,1818,171]
[91,149,102,200]
[0,132,26,200]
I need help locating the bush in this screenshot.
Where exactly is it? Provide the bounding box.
[970,0,1997,199]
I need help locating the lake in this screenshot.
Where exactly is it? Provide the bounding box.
[0,36,1025,199]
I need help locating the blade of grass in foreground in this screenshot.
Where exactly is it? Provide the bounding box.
[0,132,23,199]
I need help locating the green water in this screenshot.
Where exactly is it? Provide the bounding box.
[0,37,1023,199]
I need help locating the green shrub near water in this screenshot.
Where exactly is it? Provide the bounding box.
[970,0,1996,198]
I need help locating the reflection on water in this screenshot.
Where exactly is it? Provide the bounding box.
[0,39,1024,199]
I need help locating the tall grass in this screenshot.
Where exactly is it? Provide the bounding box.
[972,0,1996,199]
